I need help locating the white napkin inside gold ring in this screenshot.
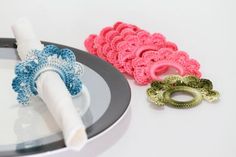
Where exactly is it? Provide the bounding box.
[12,18,88,150]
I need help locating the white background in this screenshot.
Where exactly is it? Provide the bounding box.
[0,0,236,157]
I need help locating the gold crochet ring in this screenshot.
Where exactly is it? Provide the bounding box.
[163,86,202,108]
[147,75,219,109]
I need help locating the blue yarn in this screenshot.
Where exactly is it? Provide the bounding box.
[12,45,84,105]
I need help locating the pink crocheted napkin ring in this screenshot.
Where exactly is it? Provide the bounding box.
[116,31,178,76]
[132,48,201,85]
[84,34,97,55]
[84,23,143,74]
[84,22,201,86]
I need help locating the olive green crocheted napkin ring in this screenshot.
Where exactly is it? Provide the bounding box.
[147,75,220,109]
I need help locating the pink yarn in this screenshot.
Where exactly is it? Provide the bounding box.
[84,34,97,55]
[84,22,201,85]
[99,27,113,38]
[116,34,177,76]
[132,48,201,84]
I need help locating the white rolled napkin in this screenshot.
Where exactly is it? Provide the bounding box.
[12,18,88,150]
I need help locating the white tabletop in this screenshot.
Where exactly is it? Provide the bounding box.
[0,0,236,157]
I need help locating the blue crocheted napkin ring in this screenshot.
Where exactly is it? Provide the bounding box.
[12,45,84,105]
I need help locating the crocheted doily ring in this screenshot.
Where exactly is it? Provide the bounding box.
[84,34,97,55]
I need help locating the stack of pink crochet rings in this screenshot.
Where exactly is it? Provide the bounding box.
[84,22,201,85]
